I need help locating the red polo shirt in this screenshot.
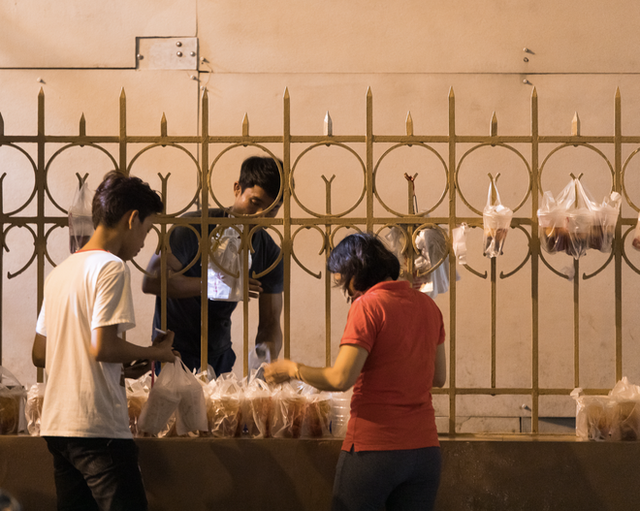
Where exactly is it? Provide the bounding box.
[340,280,445,452]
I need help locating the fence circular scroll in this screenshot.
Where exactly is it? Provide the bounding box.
[44,143,119,214]
[621,147,640,212]
[538,143,614,195]
[127,143,201,217]
[455,143,532,216]
[247,224,284,280]
[4,223,37,279]
[373,143,448,217]
[374,223,450,279]
[290,142,366,218]
[0,144,38,216]
[208,144,283,218]
[291,225,327,279]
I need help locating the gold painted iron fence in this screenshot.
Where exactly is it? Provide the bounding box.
[1,86,638,435]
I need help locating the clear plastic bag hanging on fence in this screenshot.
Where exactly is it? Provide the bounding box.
[68,179,94,253]
[483,175,513,258]
[208,226,252,301]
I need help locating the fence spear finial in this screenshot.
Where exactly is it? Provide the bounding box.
[572,112,581,137]
[324,111,333,137]
[79,113,86,137]
[161,113,167,137]
[242,113,249,137]
[405,112,413,136]
[490,111,498,137]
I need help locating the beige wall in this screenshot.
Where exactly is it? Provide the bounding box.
[2,0,640,433]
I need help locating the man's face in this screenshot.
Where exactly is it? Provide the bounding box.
[230,183,280,218]
[122,213,156,261]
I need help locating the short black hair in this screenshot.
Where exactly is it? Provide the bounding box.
[92,171,164,228]
[238,156,282,202]
[327,233,400,293]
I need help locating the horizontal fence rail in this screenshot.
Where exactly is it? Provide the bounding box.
[0,86,637,435]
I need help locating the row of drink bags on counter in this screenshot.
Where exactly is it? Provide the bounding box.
[571,377,640,441]
[4,360,352,439]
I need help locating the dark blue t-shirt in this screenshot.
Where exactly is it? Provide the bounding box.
[152,209,283,370]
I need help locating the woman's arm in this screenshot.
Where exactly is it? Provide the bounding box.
[264,344,368,392]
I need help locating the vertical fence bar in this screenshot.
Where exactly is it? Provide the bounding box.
[491,257,497,388]
[573,258,580,388]
[36,88,46,382]
[615,88,622,381]
[530,87,540,433]
[0,174,4,365]
[448,87,457,435]
[283,88,292,361]
[323,175,333,366]
[200,89,210,373]
[366,88,374,233]
[119,89,126,175]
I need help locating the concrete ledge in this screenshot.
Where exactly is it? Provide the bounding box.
[1,436,637,510]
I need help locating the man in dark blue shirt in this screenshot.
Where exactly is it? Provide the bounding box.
[143,156,283,374]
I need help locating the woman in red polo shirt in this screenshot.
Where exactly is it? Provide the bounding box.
[265,232,446,511]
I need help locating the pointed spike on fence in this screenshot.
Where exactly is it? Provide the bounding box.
[531,86,537,99]
[405,112,413,136]
[616,87,621,99]
[448,86,455,99]
[242,113,249,137]
[324,111,333,136]
[572,112,581,136]
[283,87,290,99]
[490,111,498,137]
[120,87,126,100]
[38,87,44,98]
[366,86,372,98]
[79,113,86,137]
[161,112,167,137]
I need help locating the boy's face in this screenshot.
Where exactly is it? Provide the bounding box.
[121,213,156,261]
[230,183,280,218]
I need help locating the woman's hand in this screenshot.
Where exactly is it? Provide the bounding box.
[264,359,299,384]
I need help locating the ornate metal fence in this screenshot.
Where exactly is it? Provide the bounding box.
[1,86,638,435]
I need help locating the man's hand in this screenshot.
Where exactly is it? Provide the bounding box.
[123,359,152,379]
[152,330,177,364]
[248,277,263,299]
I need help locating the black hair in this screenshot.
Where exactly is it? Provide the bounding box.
[327,233,400,293]
[238,156,282,202]
[92,171,164,228]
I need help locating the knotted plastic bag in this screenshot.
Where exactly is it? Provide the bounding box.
[451,223,469,265]
[413,227,458,298]
[0,366,26,435]
[483,176,513,258]
[208,226,252,301]
[68,180,94,253]
[126,374,152,437]
[25,383,45,436]
[204,373,244,437]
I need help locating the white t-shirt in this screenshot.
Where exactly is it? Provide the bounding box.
[36,250,135,438]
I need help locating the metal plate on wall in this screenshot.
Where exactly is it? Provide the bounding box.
[137,37,198,70]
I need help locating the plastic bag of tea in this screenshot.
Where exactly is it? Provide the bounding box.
[69,180,94,253]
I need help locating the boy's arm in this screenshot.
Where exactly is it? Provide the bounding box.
[141,251,202,299]
[32,333,46,368]
[255,292,283,361]
[91,325,176,364]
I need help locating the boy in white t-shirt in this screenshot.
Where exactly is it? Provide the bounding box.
[32,171,176,511]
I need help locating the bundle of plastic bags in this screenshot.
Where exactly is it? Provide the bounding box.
[126,374,152,437]
[483,176,513,258]
[538,177,621,259]
[203,373,245,438]
[572,377,640,441]
[68,180,94,253]
[138,359,208,436]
